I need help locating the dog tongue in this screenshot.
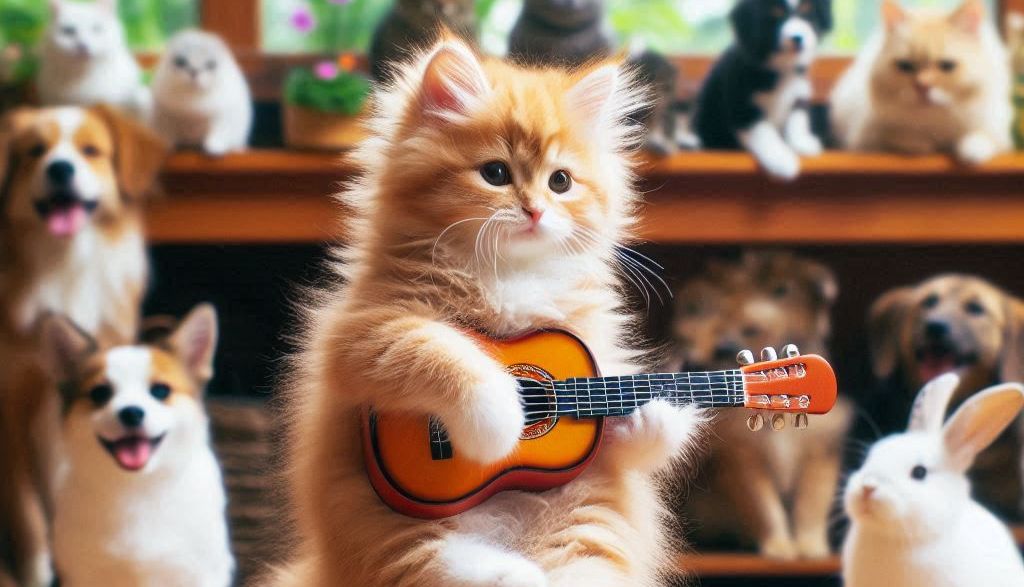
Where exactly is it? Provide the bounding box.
[919,354,957,384]
[111,438,152,471]
[46,206,86,237]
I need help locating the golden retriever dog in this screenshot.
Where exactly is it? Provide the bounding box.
[0,105,166,585]
[671,252,853,559]
[869,274,1024,518]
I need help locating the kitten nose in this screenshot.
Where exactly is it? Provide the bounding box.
[46,160,75,186]
[522,206,544,225]
[118,406,145,428]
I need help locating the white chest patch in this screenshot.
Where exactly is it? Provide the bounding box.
[755,73,811,128]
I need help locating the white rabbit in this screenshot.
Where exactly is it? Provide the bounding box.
[842,373,1024,587]
[152,30,252,156]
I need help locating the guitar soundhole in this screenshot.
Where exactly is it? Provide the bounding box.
[509,364,559,440]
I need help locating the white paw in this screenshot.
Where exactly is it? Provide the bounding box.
[27,552,54,587]
[203,136,231,157]
[789,133,823,157]
[795,533,831,559]
[957,132,998,166]
[444,370,524,464]
[604,400,703,473]
[757,148,801,181]
[761,535,798,561]
[443,537,548,587]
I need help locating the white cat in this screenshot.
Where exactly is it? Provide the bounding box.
[151,30,252,156]
[37,0,151,121]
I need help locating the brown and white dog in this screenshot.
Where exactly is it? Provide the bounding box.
[869,274,1024,518]
[0,105,166,585]
[671,252,853,559]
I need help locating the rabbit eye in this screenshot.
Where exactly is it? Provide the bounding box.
[910,465,927,481]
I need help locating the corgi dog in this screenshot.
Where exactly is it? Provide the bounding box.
[40,304,234,587]
[0,105,166,586]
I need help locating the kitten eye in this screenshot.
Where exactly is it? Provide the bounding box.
[684,302,702,317]
[921,293,940,309]
[910,465,927,481]
[173,55,188,69]
[548,170,572,194]
[28,144,47,158]
[206,60,217,71]
[480,161,511,186]
[89,384,114,407]
[895,59,916,74]
[964,300,986,316]
[61,25,76,36]
[150,383,172,401]
[938,59,958,73]
[82,145,101,158]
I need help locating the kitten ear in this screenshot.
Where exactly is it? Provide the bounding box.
[420,41,490,121]
[950,0,986,35]
[566,64,620,133]
[96,0,118,13]
[48,0,62,16]
[882,0,907,30]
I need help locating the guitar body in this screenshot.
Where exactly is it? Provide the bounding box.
[362,330,603,519]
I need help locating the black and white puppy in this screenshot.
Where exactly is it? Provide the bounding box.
[693,0,832,180]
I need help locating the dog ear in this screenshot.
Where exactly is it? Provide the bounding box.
[0,108,33,206]
[801,259,838,339]
[1000,297,1024,383]
[815,0,834,33]
[169,303,218,385]
[89,105,168,201]
[39,313,98,385]
[869,286,915,380]
[729,0,760,56]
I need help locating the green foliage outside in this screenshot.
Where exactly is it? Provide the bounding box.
[284,66,370,114]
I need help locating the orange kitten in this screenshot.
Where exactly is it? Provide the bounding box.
[269,38,702,587]
[832,0,1011,164]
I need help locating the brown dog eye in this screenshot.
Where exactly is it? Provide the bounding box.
[89,384,113,407]
[938,60,958,73]
[964,300,986,316]
[82,145,100,158]
[28,144,46,158]
[150,383,172,401]
[921,294,940,309]
[548,170,572,194]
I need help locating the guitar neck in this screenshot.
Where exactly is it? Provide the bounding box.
[546,371,746,419]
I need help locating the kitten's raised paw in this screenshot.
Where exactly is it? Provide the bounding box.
[443,537,547,587]
[957,132,998,166]
[443,370,524,465]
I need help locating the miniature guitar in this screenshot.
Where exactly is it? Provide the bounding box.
[362,329,837,519]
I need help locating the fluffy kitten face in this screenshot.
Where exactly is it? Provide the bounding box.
[159,30,234,93]
[872,0,991,107]
[364,40,640,270]
[47,0,125,59]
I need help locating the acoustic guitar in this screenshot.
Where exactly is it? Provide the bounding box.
[362,329,837,519]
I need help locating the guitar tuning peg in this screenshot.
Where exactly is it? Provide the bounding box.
[746,413,764,432]
[794,413,809,429]
[737,350,755,366]
[760,347,778,362]
[782,344,800,358]
[771,414,786,431]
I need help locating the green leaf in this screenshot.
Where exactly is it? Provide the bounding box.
[284,67,371,115]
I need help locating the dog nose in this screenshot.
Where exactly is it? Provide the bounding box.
[862,484,876,499]
[46,160,75,186]
[118,406,145,428]
[791,35,804,51]
[714,342,742,362]
[924,320,950,340]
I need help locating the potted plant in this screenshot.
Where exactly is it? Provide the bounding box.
[283,55,371,150]
[0,1,45,113]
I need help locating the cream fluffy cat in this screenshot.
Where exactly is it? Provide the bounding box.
[831,0,1011,164]
[152,30,252,156]
[269,38,702,587]
[37,0,151,121]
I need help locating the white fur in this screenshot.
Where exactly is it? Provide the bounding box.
[37,1,151,120]
[52,346,233,587]
[831,23,1012,164]
[440,536,547,587]
[842,376,1024,587]
[152,30,252,156]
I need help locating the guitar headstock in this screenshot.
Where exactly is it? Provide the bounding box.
[738,345,838,430]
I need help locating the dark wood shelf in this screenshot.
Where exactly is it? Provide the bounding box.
[149,149,1024,245]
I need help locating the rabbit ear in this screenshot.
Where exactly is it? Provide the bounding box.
[942,383,1024,472]
[908,373,960,432]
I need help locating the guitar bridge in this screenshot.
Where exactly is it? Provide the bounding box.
[428,416,453,461]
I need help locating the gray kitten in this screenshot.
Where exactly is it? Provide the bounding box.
[508,0,613,67]
[369,0,476,82]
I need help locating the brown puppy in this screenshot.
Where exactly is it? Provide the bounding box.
[0,105,166,585]
[672,252,853,559]
[869,274,1024,518]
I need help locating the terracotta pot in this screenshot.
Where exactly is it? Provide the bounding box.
[283,104,367,150]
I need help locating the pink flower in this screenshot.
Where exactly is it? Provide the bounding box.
[314,60,339,80]
[290,6,316,33]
